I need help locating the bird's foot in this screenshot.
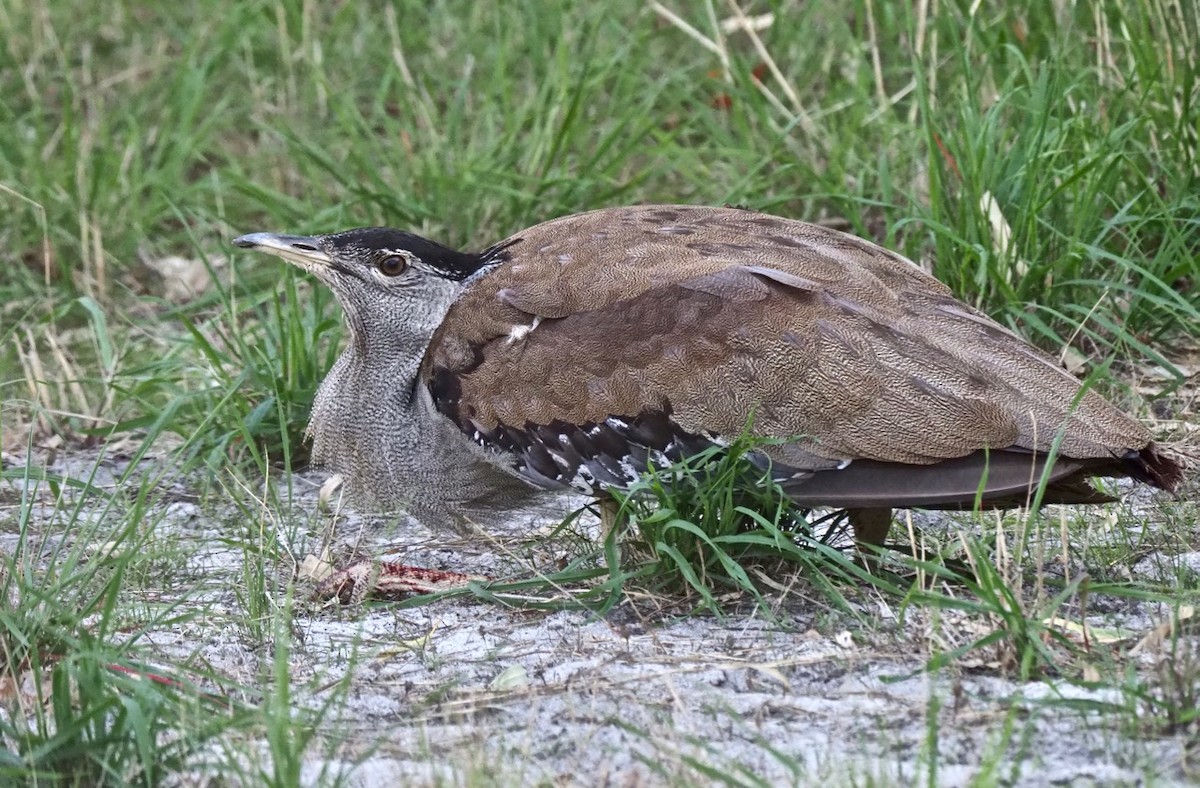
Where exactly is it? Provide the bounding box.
[312,561,488,604]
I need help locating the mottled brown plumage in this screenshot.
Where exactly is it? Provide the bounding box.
[423,205,1178,513]
[234,204,1183,570]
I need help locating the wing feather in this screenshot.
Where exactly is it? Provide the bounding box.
[421,205,1152,496]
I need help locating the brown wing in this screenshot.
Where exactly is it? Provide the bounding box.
[422,205,1162,499]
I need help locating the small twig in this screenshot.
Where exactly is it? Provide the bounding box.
[863,0,889,108]
[650,2,728,64]
[723,0,817,137]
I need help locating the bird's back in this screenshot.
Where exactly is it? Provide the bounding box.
[425,205,1153,475]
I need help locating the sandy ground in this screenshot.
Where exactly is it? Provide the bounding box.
[3,448,1197,786]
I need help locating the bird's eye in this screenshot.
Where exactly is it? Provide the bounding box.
[376,255,408,277]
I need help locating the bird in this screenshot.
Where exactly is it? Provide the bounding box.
[233,204,1183,599]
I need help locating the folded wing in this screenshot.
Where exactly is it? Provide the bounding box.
[421,205,1174,504]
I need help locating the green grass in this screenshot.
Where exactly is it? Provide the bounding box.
[605,432,896,616]
[0,444,244,785]
[1,0,1198,783]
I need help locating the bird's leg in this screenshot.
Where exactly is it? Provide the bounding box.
[847,507,893,568]
[598,493,622,542]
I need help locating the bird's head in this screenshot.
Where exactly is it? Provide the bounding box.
[233,227,493,347]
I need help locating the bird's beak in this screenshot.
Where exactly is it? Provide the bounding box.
[232,233,331,270]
